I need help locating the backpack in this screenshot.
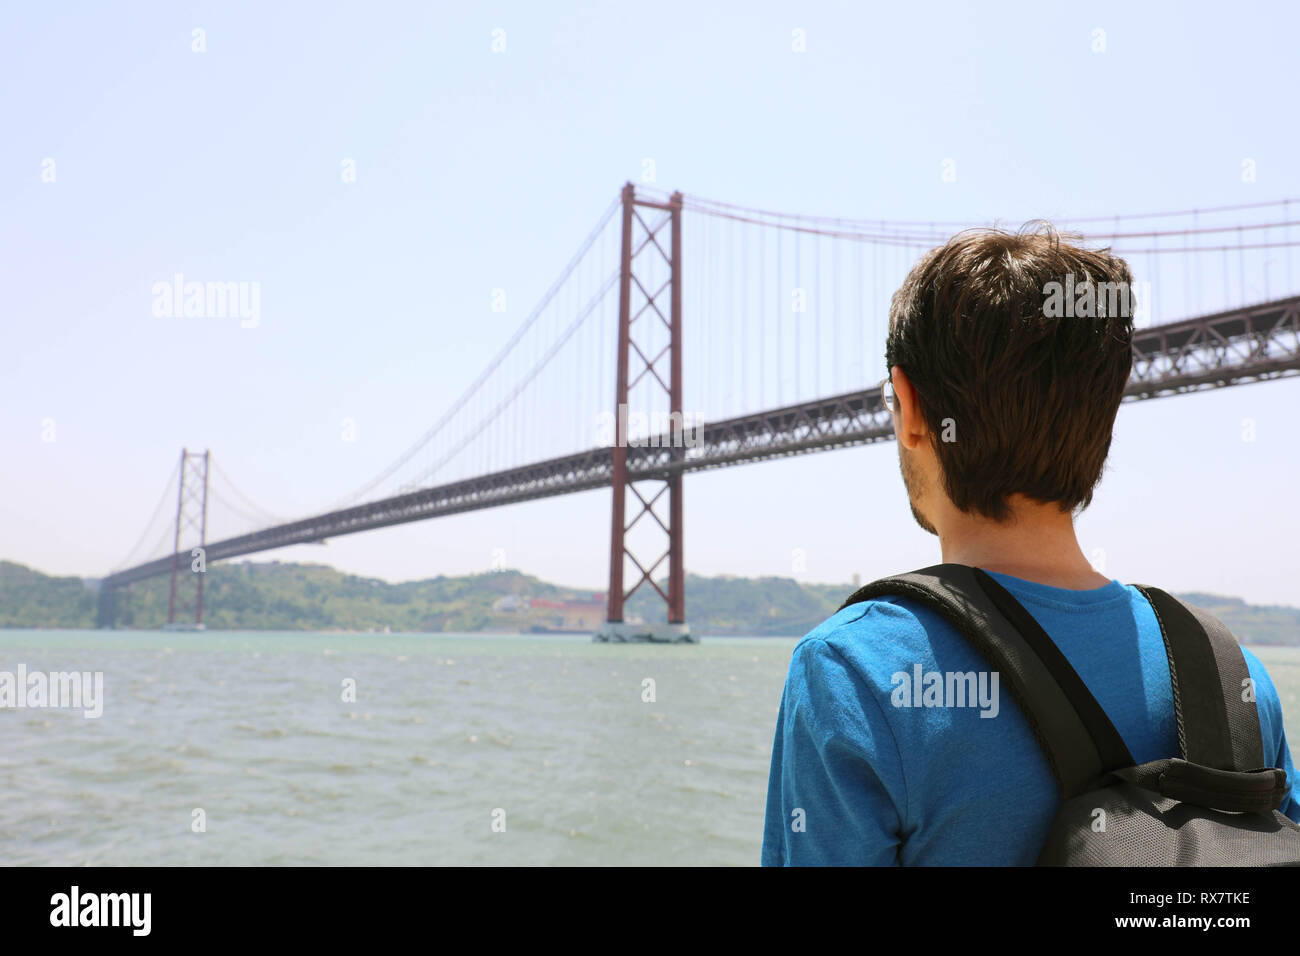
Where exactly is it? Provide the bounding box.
[839,563,1300,866]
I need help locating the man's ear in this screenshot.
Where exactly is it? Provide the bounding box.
[891,366,929,450]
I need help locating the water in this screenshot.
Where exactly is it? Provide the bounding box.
[2,631,1298,866]
[0,631,795,866]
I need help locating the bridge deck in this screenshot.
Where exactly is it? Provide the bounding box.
[101,295,1300,590]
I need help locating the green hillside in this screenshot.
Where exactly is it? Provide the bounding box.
[0,561,99,628]
[0,559,1297,644]
[627,574,848,637]
[0,561,584,633]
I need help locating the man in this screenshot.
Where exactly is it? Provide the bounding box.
[760,225,1300,866]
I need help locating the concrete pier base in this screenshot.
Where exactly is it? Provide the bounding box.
[592,622,697,644]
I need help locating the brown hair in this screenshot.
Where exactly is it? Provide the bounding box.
[885,223,1135,521]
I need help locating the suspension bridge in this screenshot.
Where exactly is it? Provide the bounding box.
[96,185,1300,637]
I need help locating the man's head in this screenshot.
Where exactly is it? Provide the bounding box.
[885,223,1135,536]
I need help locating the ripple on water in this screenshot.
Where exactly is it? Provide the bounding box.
[234,723,288,738]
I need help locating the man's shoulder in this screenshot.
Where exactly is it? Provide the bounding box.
[797,591,929,644]
[791,591,973,684]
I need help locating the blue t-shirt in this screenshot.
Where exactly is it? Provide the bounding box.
[760,571,1300,866]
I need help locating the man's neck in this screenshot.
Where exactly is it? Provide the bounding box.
[935,495,1111,590]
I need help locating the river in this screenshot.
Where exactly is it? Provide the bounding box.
[1,631,1297,865]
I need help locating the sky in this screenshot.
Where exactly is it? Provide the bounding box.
[2,1,1299,608]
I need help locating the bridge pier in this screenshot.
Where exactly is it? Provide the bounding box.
[602,183,694,642]
[166,449,210,628]
[95,583,119,629]
[593,621,695,644]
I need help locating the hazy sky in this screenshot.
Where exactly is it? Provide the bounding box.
[3,1,1299,608]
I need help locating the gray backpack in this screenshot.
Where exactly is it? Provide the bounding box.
[840,564,1300,865]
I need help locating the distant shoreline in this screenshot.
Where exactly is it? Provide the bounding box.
[3,558,1297,645]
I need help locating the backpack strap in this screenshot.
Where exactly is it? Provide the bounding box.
[973,569,1134,775]
[1131,586,1266,771]
[839,564,1126,800]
